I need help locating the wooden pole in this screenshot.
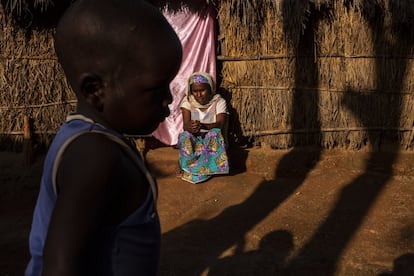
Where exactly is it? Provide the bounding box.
[134,138,146,161]
[23,115,33,166]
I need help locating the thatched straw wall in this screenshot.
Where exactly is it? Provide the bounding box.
[217,0,414,150]
[1,0,414,151]
[0,2,75,150]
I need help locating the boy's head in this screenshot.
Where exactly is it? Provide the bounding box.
[55,0,182,135]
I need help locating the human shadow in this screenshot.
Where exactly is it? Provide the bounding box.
[160,149,321,275]
[282,2,413,275]
[207,230,294,275]
[379,253,414,276]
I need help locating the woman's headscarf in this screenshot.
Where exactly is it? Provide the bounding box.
[184,72,221,109]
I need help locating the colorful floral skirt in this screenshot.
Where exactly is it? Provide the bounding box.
[178,128,229,184]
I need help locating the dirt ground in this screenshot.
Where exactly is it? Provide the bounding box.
[1,145,413,275]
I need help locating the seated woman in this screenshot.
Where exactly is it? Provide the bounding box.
[178,72,229,184]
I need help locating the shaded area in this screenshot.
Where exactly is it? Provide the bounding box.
[0,151,44,275]
[219,87,253,149]
[226,147,248,175]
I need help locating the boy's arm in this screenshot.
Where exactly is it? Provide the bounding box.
[42,133,120,276]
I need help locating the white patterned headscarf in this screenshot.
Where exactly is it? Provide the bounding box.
[184,72,221,109]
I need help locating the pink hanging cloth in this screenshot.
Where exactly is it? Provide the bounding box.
[152,2,217,146]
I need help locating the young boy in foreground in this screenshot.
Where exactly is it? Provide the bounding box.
[25,0,182,275]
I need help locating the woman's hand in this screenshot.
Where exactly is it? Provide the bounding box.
[181,108,201,134]
[189,120,201,134]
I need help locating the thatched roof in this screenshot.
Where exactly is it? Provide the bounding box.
[2,0,53,14]
[0,0,73,28]
[3,0,414,33]
[1,0,216,27]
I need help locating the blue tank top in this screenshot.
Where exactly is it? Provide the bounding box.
[25,114,160,276]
